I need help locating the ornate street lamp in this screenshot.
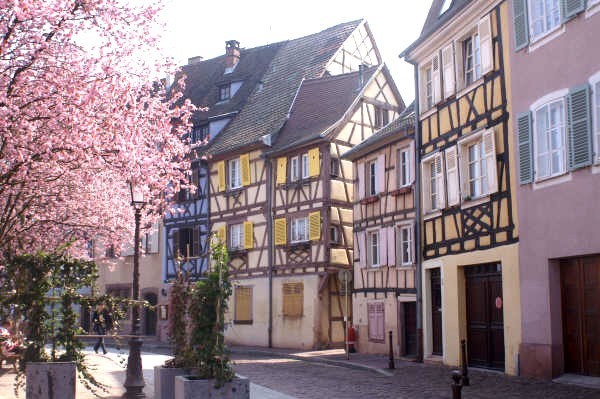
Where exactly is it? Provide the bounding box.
[123,181,146,398]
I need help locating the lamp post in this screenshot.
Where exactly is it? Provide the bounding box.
[123,182,146,398]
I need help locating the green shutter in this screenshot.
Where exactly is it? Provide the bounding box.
[562,0,585,22]
[513,0,529,51]
[517,112,533,184]
[567,85,592,170]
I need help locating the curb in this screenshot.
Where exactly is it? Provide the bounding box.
[230,348,394,377]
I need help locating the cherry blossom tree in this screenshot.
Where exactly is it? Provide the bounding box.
[0,0,194,260]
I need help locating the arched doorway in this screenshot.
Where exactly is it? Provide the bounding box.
[144,292,158,336]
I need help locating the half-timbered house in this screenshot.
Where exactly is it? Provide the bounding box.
[206,20,403,349]
[342,104,417,357]
[401,0,521,374]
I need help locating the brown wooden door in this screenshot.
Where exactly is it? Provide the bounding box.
[465,263,504,370]
[431,268,443,356]
[404,302,417,357]
[561,256,600,377]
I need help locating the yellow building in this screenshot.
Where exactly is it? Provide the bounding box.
[401,0,521,374]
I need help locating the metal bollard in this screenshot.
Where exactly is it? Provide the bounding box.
[460,339,469,386]
[451,370,463,399]
[388,330,395,369]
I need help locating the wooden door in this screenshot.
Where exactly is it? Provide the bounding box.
[465,263,504,370]
[144,293,158,336]
[561,256,600,376]
[431,268,443,356]
[404,302,417,357]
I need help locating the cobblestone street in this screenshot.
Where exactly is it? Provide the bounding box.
[232,352,600,399]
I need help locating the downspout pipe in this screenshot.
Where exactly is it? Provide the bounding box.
[265,154,274,348]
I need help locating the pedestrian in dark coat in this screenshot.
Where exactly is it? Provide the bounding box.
[92,304,112,354]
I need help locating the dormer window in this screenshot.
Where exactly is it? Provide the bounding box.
[440,0,452,15]
[219,84,230,101]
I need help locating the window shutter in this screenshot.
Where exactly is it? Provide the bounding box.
[445,146,460,206]
[274,218,287,245]
[276,157,287,184]
[148,229,159,254]
[567,85,592,170]
[240,153,251,186]
[309,211,321,241]
[432,54,441,105]
[435,154,446,209]
[421,161,432,212]
[308,147,320,177]
[192,166,199,199]
[358,231,366,268]
[235,287,252,322]
[478,15,493,74]
[442,44,455,98]
[513,0,529,51]
[217,161,226,191]
[217,225,226,243]
[192,228,200,257]
[419,68,428,111]
[357,162,365,200]
[409,141,415,184]
[376,154,385,193]
[243,221,254,249]
[483,128,498,194]
[562,0,585,22]
[387,227,395,267]
[376,302,385,341]
[517,112,534,184]
[172,230,180,258]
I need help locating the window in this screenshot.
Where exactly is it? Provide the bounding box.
[218,84,230,101]
[367,302,384,341]
[457,129,498,199]
[301,153,309,179]
[535,99,566,179]
[291,217,308,242]
[234,286,252,324]
[593,79,600,163]
[367,160,377,196]
[422,153,444,213]
[367,230,380,267]
[174,227,198,258]
[330,226,340,244]
[424,65,434,109]
[229,223,243,250]
[282,282,303,317]
[374,107,389,128]
[106,285,131,320]
[86,240,95,259]
[229,158,241,189]
[398,147,411,187]
[330,158,340,177]
[398,225,413,266]
[291,156,299,181]
[191,125,209,144]
[528,0,561,40]
[463,33,481,86]
[105,244,116,258]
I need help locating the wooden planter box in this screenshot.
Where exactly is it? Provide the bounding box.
[154,366,189,399]
[174,375,250,399]
[26,361,76,399]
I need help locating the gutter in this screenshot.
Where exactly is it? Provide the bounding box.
[265,155,274,348]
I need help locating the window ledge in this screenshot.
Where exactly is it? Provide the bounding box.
[423,210,442,220]
[586,3,600,18]
[360,195,380,205]
[397,264,415,269]
[528,25,565,53]
[456,77,484,100]
[592,164,600,174]
[532,172,572,190]
[233,320,253,325]
[228,248,248,257]
[225,187,244,196]
[419,106,437,120]
[460,195,489,209]
[286,241,310,251]
[391,185,413,196]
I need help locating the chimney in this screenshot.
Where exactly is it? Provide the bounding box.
[357,64,367,90]
[224,40,240,70]
[188,56,204,65]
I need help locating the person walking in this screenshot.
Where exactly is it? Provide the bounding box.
[92,304,112,354]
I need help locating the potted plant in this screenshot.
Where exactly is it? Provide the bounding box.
[174,240,249,399]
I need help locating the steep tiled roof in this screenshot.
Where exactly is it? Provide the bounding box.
[400,0,472,58]
[181,43,282,123]
[207,19,364,155]
[267,66,378,154]
[342,102,415,161]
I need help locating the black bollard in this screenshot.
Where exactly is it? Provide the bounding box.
[388,330,395,369]
[460,339,469,386]
[451,370,463,399]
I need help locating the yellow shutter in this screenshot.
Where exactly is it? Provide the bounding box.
[276,157,287,185]
[309,211,320,241]
[217,225,226,243]
[243,221,253,249]
[308,147,320,177]
[282,282,303,317]
[235,286,252,322]
[217,161,226,192]
[274,218,287,246]
[240,153,251,186]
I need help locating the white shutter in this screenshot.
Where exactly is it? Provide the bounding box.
[376,155,385,194]
[421,161,432,213]
[478,15,493,75]
[379,228,387,266]
[357,162,365,200]
[358,231,366,268]
[409,141,415,184]
[432,54,441,105]
[445,146,460,206]
[148,227,160,253]
[483,128,498,194]
[442,44,455,99]
[435,153,446,209]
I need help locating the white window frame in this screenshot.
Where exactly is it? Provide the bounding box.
[590,72,600,164]
[229,223,244,250]
[291,156,299,181]
[528,0,562,42]
[458,129,498,200]
[367,159,377,196]
[421,63,434,112]
[367,230,380,268]
[532,93,567,181]
[219,84,231,101]
[398,147,411,188]
[421,152,445,213]
[229,158,241,189]
[462,32,482,86]
[291,217,308,243]
[301,153,309,179]
[397,223,414,266]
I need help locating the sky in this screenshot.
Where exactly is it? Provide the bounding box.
[159,0,431,104]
